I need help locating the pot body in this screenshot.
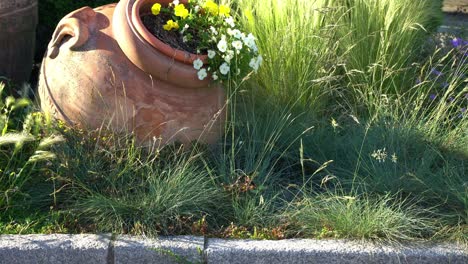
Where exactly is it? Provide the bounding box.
[0,0,37,84]
[38,2,225,145]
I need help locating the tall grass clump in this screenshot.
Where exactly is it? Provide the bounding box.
[294,47,467,241]
[231,0,443,115]
[208,92,315,228]
[330,0,444,114]
[288,191,437,241]
[53,131,227,235]
[230,0,341,110]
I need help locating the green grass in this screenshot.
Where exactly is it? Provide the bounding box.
[1,0,467,244]
[287,192,438,241]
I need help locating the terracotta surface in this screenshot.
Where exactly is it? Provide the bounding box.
[0,0,37,85]
[38,1,225,145]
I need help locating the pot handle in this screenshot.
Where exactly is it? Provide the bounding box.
[47,7,96,59]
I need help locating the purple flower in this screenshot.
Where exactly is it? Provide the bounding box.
[459,108,467,119]
[452,38,462,48]
[431,68,442,77]
[447,97,455,103]
[429,94,437,100]
[442,82,449,89]
[415,78,422,85]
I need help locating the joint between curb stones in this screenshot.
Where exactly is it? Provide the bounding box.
[107,233,117,264]
[202,236,209,264]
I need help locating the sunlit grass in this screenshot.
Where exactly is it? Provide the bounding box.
[1,0,466,243]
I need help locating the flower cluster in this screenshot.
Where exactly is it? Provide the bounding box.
[149,0,262,81]
[420,37,467,120]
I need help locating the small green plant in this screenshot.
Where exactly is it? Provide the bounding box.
[152,247,204,264]
[0,82,62,211]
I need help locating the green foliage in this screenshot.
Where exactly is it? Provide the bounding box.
[38,0,115,28]
[0,81,60,213]
[0,210,69,234]
[2,0,465,244]
[52,131,227,235]
[288,192,437,241]
[232,0,443,115]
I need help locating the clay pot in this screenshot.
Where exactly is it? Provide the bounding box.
[131,0,208,64]
[38,0,225,145]
[0,0,38,85]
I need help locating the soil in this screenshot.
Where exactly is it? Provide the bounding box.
[141,13,207,54]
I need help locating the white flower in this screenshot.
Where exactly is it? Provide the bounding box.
[197,68,208,80]
[227,28,234,36]
[219,63,230,75]
[250,43,258,52]
[210,26,218,36]
[208,50,216,59]
[371,148,387,163]
[217,39,228,53]
[249,55,263,72]
[223,50,234,63]
[172,0,179,6]
[232,40,243,50]
[212,73,218,80]
[243,33,258,52]
[232,29,242,39]
[182,36,189,43]
[181,24,189,34]
[257,55,263,65]
[225,17,235,27]
[193,58,203,70]
[194,5,201,13]
[249,58,257,70]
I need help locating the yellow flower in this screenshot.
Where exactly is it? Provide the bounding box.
[218,5,230,17]
[203,0,218,16]
[151,3,161,15]
[174,4,189,19]
[163,20,179,31]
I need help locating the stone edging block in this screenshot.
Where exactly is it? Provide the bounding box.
[0,234,110,264]
[206,238,468,264]
[0,235,467,264]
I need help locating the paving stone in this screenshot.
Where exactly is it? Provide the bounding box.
[205,238,468,264]
[0,234,110,264]
[113,235,204,264]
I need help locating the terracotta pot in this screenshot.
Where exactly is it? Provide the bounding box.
[38,1,225,145]
[0,0,37,85]
[131,0,208,64]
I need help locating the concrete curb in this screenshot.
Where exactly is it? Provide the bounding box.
[0,235,466,264]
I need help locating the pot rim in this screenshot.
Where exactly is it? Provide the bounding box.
[131,0,208,65]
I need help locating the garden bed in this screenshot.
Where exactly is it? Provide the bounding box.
[1,0,467,246]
